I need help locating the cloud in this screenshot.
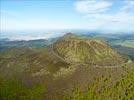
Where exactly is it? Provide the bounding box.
[75,0,112,14]
[8,34,54,41]
[75,0,134,32]
[120,1,134,11]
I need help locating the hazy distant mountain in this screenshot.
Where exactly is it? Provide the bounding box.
[0,38,58,52]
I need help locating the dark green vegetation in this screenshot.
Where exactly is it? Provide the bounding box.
[0,76,45,100]
[0,33,134,100]
[63,70,134,100]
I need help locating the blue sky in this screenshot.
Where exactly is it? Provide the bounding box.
[1,0,134,34]
[1,0,89,31]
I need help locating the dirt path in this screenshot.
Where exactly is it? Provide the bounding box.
[51,44,67,63]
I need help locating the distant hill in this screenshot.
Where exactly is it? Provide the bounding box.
[0,38,57,52]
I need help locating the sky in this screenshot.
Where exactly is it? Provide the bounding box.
[0,0,134,39]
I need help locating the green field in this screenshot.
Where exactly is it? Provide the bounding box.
[110,40,134,48]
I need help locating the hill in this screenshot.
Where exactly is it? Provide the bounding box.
[0,33,134,100]
[53,33,124,66]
